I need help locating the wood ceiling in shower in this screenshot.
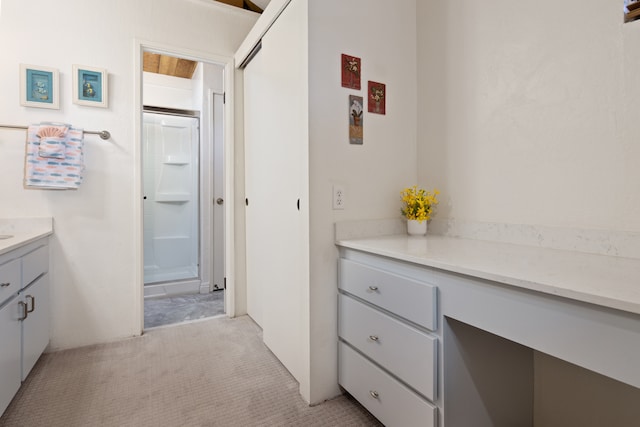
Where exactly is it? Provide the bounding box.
[143,52,198,79]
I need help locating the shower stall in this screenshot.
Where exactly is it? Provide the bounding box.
[143,110,200,290]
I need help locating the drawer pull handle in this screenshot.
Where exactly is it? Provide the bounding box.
[369,390,379,399]
[26,295,35,313]
[18,301,28,321]
[369,335,379,342]
[0,282,10,288]
[368,286,379,291]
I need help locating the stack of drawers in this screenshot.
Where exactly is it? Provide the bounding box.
[338,258,438,427]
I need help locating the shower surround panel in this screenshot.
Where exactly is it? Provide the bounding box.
[143,113,200,285]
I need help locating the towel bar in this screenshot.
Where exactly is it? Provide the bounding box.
[0,124,111,140]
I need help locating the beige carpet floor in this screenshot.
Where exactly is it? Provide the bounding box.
[0,316,381,427]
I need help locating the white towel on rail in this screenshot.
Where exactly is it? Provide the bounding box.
[24,125,85,189]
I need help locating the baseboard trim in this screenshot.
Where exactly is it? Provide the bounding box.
[144,280,201,298]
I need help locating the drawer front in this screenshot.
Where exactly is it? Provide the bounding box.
[22,245,48,287]
[339,342,437,427]
[0,259,21,305]
[339,294,437,401]
[339,258,437,330]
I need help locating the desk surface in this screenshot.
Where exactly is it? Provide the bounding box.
[337,234,640,316]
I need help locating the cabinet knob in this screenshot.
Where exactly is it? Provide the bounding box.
[369,335,379,342]
[0,282,10,288]
[369,390,380,399]
[368,286,379,292]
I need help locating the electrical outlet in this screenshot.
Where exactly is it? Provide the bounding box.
[333,185,345,210]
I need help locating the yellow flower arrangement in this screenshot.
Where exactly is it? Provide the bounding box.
[401,186,440,223]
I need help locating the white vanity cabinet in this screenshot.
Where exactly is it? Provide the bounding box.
[0,239,49,416]
[338,258,439,427]
[337,233,640,427]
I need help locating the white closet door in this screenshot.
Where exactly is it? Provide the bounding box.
[244,0,309,385]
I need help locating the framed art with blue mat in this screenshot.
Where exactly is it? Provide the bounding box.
[73,65,108,108]
[20,64,60,109]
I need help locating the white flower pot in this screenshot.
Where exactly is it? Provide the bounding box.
[407,219,427,236]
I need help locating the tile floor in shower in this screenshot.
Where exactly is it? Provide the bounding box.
[144,290,225,329]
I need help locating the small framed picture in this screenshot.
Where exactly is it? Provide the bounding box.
[349,95,363,145]
[368,81,386,115]
[341,54,361,90]
[73,65,108,108]
[20,64,60,109]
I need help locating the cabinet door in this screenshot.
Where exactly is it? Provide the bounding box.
[21,274,49,381]
[0,295,22,415]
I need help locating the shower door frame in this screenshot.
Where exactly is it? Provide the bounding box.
[142,107,202,294]
[134,40,237,333]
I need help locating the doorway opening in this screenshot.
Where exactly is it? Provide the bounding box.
[138,47,230,329]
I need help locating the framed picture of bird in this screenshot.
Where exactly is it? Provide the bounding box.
[73,65,108,108]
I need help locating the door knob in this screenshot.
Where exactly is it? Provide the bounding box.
[216,198,224,205]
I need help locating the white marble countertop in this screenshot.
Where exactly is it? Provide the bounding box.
[336,234,640,316]
[0,218,53,256]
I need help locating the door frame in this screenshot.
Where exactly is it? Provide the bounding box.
[134,39,236,332]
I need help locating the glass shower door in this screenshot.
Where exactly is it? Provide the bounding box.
[143,112,200,284]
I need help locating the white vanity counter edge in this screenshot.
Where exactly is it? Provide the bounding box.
[336,234,640,316]
[0,218,53,256]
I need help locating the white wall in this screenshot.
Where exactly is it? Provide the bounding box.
[417,0,640,231]
[416,1,640,422]
[307,0,418,403]
[0,0,257,350]
[143,71,198,110]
